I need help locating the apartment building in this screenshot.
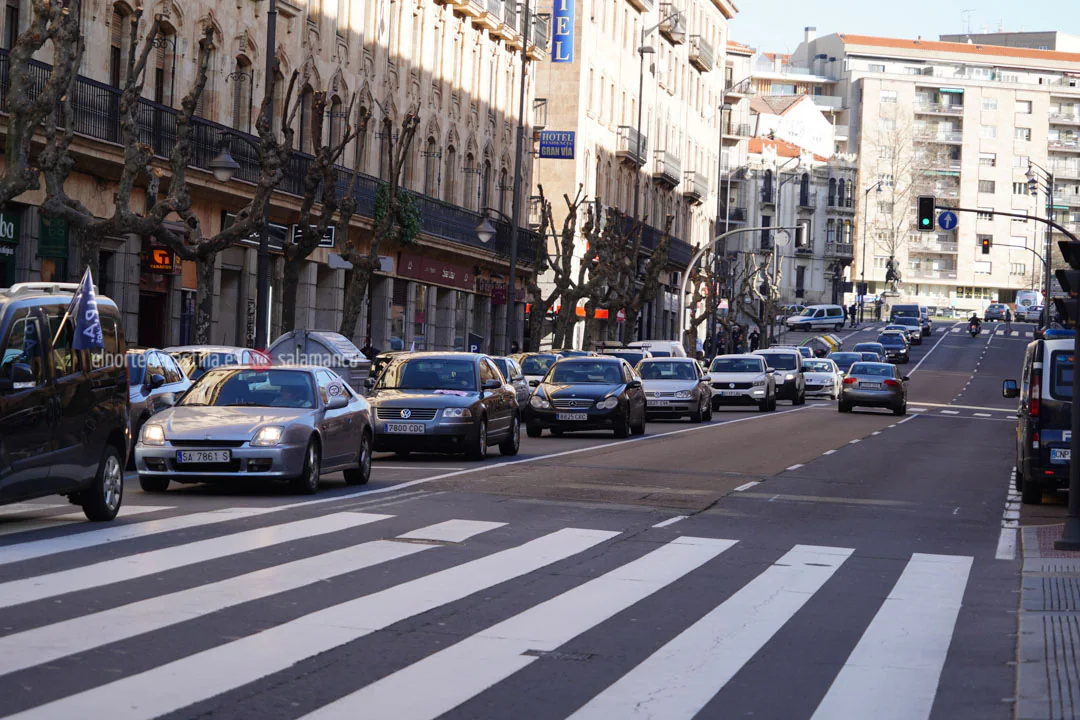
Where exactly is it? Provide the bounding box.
[788,32,1080,313]
[0,0,546,351]
[533,0,736,347]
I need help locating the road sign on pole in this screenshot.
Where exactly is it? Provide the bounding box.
[938,211,958,231]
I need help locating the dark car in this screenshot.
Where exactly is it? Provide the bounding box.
[853,342,886,358]
[491,356,530,412]
[838,362,908,415]
[828,352,863,373]
[366,353,519,460]
[876,333,910,363]
[525,356,647,437]
[0,282,129,521]
[127,348,193,467]
[984,303,1009,322]
[753,348,806,404]
[511,352,562,386]
[859,351,885,363]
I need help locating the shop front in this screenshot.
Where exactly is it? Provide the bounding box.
[0,206,19,287]
[397,251,483,353]
[37,213,68,283]
[138,242,181,348]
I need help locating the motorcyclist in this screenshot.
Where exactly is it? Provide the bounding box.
[969,313,982,332]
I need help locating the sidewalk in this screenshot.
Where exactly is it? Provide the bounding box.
[1016,524,1080,719]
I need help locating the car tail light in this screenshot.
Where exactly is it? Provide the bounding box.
[1030,370,1041,418]
[884,379,900,387]
[843,377,858,385]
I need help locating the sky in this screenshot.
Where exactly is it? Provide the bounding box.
[729,0,1080,55]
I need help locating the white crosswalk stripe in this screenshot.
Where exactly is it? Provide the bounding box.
[0,505,173,537]
[0,511,977,720]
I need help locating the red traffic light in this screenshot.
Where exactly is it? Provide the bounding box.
[981,237,991,254]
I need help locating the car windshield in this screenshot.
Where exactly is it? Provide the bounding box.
[180,369,315,408]
[520,354,558,376]
[853,343,883,353]
[638,361,697,380]
[549,361,624,384]
[896,318,919,326]
[1051,350,1074,400]
[378,358,477,391]
[798,307,818,316]
[172,351,241,380]
[710,358,764,373]
[758,353,797,370]
[892,307,919,318]
[127,353,146,386]
[647,350,672,357]
[829,353,861,370]
[804,360,833,372]
[878,334,905,346]
[860,352,883,361]
[850,363,895,378]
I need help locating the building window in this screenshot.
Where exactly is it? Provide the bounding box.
[827,219,835,243]
[760,215,772,247]
[1010,262,1027,276]
[1014,155,1030,169]
[979,153,996,167]
[827,178,836,206]
[974,260,992,274]
[1015,127,1031,141]
[109,4,131,88]
[423,137,439,197]
[977,208,993,221]
[153,29,176,105]
[869,63,885,73]
[978,180,996,194]
[880,90,897,103]
[231,57,252,132]
[3,0,18,50]
[982,97,998,111]
[298,87,314,153]
[443,145,456,204]
[1017,100,1033,114]
[1013,182,1029,195]
[980,125,996,139]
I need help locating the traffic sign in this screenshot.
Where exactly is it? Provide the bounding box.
[616,309,626,324]
[938,211,958,231]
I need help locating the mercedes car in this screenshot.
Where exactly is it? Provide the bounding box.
[525,356,647,437]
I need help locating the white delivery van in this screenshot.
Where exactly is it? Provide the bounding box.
[627,340,687,358]
[784,304,846,332]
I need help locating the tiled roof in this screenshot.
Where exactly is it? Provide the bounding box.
[838,33,1080,66]
[727,39,755,55]
[764,52,792,63]
[748,137,829,162]
[750,95,806,116]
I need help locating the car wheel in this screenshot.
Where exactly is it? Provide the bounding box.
[466,419,488,461]
[138,475,170,493]
[551,428,564,437]
[291,439,321,495]
[80,445,124,521]
[892,402,907,416]
[631,411,646,435]
[758,397,770,412]
[838,400,852,413]
[704,403,713,421]
[795,390,806,406]
[498,415,521,456]
[343,431,372,486]
[1022,477,1043,505]
[526,423,543,438]
[690,399,704,423]
[615,411,631,438]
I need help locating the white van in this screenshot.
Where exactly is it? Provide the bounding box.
[627,340,687,358]
[784,304,846,332]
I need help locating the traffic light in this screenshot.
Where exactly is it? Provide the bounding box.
[981,236,991,254]
[917,196,936,232]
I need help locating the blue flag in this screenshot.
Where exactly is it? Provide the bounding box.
[71,267,104,350]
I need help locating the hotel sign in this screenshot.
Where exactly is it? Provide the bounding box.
[538,131,575,159]
[551,0,574,63]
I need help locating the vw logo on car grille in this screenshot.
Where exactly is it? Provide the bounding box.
[653,392,661,398]
[400,409,412,419]
[729,383,735,389]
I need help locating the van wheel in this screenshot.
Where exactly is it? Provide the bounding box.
[139,476,170,493]
[81,445,124,521]
[834,323,843,332]
[1021,478,1043,505]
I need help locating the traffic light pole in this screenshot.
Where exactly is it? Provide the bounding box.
[931,205,1078,243]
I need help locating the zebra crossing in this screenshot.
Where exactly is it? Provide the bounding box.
[948,326,1033,338]
[0,501,977,720]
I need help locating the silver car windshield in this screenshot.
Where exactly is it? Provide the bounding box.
[379,358,477,391]
[638,361,696,380]
[180,369,316,408]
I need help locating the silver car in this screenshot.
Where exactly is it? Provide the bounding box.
[134,365,373,493]
[838,361,908,415]
[637,357,713,422]
[126,349,192,465]
[166,345,272,382]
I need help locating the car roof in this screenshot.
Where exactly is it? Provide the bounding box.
[202,364,320,373]
[559,355,622,363]
[391,351,482,360]
[714,354,763,360]
[754,348,798,354]
[639,356,694,362]
[851,361,895,369]
[164,345,253,353]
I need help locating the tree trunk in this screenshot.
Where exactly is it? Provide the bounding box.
[194,253,217,345]
[340,260,373,339]
[280,257,303,334]
[622,306,641,343]
[527,302,546,352]
[581,312,597,351]
[76,227,99,281]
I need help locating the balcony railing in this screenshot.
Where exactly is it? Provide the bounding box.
[1049,138,1080,152]
[914,102,964,115]
[616,126,648,166]
[652,149,682,188]
[625,0,654,11]
[1051,163,1080,179]
[911,237,959,253]
[658,4,686,44]
[832,124,850,139]
[0,49,540,266]
[607,208,690,267]
[1050,112,1080,126]
[824,242,854,259]
[682,170,707,203]
[909,268,958,280]
[723,121,752,138]
[811,95,844,110]
[916,129,964,143]
[719,206,747,223]
[688,36,714,72]
[798,190,817,208]
[827,196,854,210]
[530,14,550,51]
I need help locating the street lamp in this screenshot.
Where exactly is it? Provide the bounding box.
[1027,162,1055,327]
[209,141,242,183]
[475,216,497,245]
[859,179,884,325]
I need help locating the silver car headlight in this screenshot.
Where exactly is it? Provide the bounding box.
[530,395,551,409]
[752,378,766,387]
[596,397,619,410]
[141,423,165,446]
[674,390,692,399]
[251,426,284,447]
[785,373,796,381]
[442,408,472,418]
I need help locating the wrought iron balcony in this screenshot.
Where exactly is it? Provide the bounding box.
[719,206,747,224]
[652,150,682,188]
[688,36,714,72]
[824,242,854,260]
[658,4,686,44]
[722,122,752,138]
[682,170,707,204]
[616,126,648,166]
[0,49,541,266]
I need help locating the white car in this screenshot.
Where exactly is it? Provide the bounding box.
[784,304,846,332]
[1019,305,1043,323]
[802,358,843,400]
[706,354,776,412]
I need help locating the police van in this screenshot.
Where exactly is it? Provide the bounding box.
[1003,334,1074,504]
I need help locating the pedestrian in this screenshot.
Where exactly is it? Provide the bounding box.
[1004,308,1013,335]
[510,340,520,354]
[749,328,760,351]
[842,305,848,325]
[874,298,883,321]
[849,303,858,328]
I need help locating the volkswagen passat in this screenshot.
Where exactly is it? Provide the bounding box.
[135,366,373,494]
[366,353,519,460]
[706,354,776,411]
[636,357,712,422]
[525,356,646,437]
[838,362,909,415]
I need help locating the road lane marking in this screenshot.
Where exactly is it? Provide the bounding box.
[786,464,804,471]
[733,481,760,492]
[822,449,837,455]
[0,513,391,609]
[849,439,861,444]
[810,553,973,720]
[871,431,882,436]
[975,413,992,417]
[396,520,506,543]
[301,537,738,720]
[0,520,503,676]
[6,528,620,720]
[652,515,689,528]
[907,322,961,376]
[0,505,173,537]
[567,545,853,720]
[910,401,1015,412]
[372,466,467,471]
[996,470,1020,561]
[0,501,73,516]
[940,410,960,415]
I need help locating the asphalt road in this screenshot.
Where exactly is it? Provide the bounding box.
[0,320,1030,720]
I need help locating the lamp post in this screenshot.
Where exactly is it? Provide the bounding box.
[150,28,177,106]
[475,207,515,351]
[1027,162,1054,327]
[709,107,735,360]
[224,67,255,133]
[859,179,884,326]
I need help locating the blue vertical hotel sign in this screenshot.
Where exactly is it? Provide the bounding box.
[551,0,574,63]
